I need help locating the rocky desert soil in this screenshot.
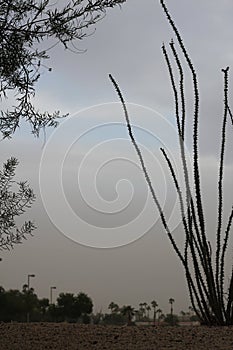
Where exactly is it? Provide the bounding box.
[1,323,233,349]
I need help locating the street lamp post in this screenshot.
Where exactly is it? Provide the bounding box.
[27,274,35,290]
[50,286,56,304]
[27,274,35,323]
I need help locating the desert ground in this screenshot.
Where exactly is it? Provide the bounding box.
[1,323,233,349]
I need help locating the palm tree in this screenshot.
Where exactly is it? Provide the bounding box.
[121,305,134,326]
[146,305,151,320]
[169,298,174,315]
[142,302,148,319]
[169,298,175,325]
[138,303,144,321]
[108,302,119,314]
[157,308,163,323]
[151,300,158,326]
[139,302,147,319]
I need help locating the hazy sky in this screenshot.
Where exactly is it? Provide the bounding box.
[1,0,233,315]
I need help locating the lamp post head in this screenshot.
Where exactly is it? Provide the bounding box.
[29,274,35,278]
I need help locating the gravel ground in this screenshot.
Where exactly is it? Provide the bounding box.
[1,323,233,349]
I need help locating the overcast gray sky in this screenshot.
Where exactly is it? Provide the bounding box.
[1,0,233,315]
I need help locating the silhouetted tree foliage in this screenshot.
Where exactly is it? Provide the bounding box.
[38,297,49,320]
[102,301,125,325]
[57,292,78,320]
[164,313,179,326]
[0,0,126,250]
[56,291,93,322]
[102,302,137,326]
[120,305,134,325]
[92,311,103,325]
[76,291,93,315]
[22,284,39,315]
[102,312,126,325]
[0,157,35,250]
[110,0,233,326]
[0,286,93,322]
[0,0,126,138]
[108,301,119,313]
[0,285,38,322]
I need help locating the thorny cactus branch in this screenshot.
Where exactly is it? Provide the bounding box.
[109,73,185,264]
[110,0,233,326]
[216,67,230,310]
[160,1,208,269]
[109,73,208,323]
